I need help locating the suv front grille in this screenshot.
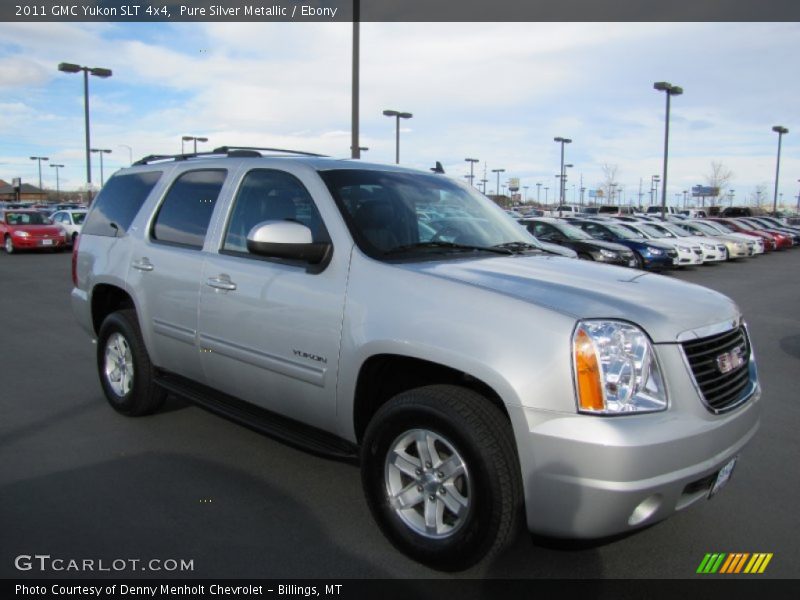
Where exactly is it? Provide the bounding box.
[681,326,753,413]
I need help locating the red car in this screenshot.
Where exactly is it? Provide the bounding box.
[707,217,787,250]
[1,210,67,254]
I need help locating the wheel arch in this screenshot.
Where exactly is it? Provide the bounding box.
[352,353,510,444]
[91,284,136,336]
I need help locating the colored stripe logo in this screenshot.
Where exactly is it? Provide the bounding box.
[697,553,773,574]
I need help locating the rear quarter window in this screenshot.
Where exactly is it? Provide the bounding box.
[82,171,162,237]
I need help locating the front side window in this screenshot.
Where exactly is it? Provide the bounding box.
[151,169,226,249]
[320,169,539,260]
[222,169,329,256]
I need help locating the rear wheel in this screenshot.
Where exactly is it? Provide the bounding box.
[361,385,522,571]
[97,309,165,416]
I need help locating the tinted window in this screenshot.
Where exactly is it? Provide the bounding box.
[152,170,226,249]
[223,169,328,255]
[82,171,162,237]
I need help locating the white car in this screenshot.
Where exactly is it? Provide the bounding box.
[690,220,764,256]
[645,221,727,263]
[50,209,87,246]
[675,221,753,259]
[614,221,704,266]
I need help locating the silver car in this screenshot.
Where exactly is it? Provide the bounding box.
[71,150,760,570]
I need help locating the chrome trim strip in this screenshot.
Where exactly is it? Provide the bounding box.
[152,318,196,345]
[198,333,326,387]
[675,316,743,343]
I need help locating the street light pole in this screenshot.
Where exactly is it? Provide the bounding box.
[50,163,64,200]
[118,144,133,166]
[182,136,208,154]
[554,136,572,205]
[491,168,505,200]
[351,0,360,159]
[465,158,479,187]
[383,110,413,164]
[58,62,112,199]
[29,156,49,191]
[654,81,683,220]
[771,125,789,215]
[90,148,112,186]
[536,182,541,204]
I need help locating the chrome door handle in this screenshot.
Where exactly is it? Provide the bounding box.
[132,258,154,271]
[206,276,237,291]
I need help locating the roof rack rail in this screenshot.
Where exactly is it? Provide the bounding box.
[212,146,328,157]
[132,146,327,166]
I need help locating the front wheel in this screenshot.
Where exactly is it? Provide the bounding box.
[97,309,166,416]
[361,385,522,571]
[633,251,645,269]
[4,235,14,254]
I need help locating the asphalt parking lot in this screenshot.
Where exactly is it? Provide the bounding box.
[1,250,798,580]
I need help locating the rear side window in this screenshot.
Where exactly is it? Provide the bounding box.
[82,171,162,236]
[151,169,226,249]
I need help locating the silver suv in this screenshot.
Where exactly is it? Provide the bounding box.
[72,147,761,571]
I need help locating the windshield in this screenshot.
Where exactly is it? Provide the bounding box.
[688,222,718,236]
[555,222,594,240]
[659,223,692,237]
[613,223,646,239]
[320,169,540,259]
[730,220,754,231]
[4,211,50,225]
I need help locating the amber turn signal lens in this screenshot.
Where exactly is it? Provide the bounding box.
[574,328,605,411]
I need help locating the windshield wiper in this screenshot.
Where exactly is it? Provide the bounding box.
[385,241,514,256]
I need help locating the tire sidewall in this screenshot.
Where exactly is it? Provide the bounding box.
[97,311,152,415]
[362,398,502,570]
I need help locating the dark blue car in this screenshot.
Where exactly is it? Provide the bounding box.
[570,219,677,271]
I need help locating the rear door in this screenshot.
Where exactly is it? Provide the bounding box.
[127,168,228,383]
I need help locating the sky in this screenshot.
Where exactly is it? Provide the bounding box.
[0,21,799,208]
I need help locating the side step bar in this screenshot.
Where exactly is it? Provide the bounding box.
[155,373,359,463]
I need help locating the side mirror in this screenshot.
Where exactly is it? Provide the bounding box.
[246,221,331,264]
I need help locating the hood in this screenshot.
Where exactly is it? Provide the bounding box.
[399,255,739,343]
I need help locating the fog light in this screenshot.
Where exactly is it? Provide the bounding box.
[628,494,662,526]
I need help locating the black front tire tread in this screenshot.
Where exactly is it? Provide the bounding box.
[361,385,522,571]
[97,309,166,417]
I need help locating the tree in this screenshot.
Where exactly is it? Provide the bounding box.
[705,161,734,206]
[751,183,768,208]
[598,163,619,204]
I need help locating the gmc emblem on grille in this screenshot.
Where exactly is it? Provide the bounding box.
[716,346,745,374]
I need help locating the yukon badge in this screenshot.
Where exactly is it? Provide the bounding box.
[716,346,745,374]
[293,349,328,364]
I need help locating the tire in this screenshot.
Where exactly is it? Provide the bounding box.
[633,251,645,269]
[578,253,593,261]
[361,385,522,571]
[96,309,166,416]
[4,235,14,254]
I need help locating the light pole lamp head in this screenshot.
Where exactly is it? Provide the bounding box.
[30,156,49,161]
[772,125,789,135]
[51,164,64,168]
[182,135,194,141]
[383,109,399,117]
[465,158,479,163]
[90,67,112,78]
[492,168,505,174]
[398,112,412,119]
[653,81,671,91]
[58,62,82,73]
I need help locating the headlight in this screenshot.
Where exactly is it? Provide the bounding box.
[701,243,715,250]
[12,231,30,237]
[677,245,690,252]
[646,246,664,255]
[572,320,668,415]
[599,249,618,258]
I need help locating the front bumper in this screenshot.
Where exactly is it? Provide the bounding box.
[515,344,761,539]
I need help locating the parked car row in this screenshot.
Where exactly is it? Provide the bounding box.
[517,214,798,272]
[1,208,87,254]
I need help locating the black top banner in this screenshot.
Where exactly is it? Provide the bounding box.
[3,0,800,22]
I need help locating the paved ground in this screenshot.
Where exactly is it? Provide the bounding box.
[1,249,798,580]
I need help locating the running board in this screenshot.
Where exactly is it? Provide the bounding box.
[155,373,359,462]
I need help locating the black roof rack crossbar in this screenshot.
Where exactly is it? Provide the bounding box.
[212,146,328,157]
[132,152,220,165]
